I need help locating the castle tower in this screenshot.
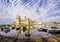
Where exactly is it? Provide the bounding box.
[25,16,27,20]
[15,15,21,28]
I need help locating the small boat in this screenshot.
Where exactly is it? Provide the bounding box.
[1,28,10,33]
[37,27,47,32]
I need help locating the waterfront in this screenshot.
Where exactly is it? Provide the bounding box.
[0,27,51,39]
[0,27,60,42]
[0,15,60,42]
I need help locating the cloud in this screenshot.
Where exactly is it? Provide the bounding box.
[0,0,60,24]
[41,16,60,22]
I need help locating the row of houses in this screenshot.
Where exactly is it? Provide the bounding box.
[37,22,60,29]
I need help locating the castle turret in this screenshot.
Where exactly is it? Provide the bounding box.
[15,15,21,28]
[25,16,27,20]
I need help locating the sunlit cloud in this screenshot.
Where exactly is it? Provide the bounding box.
[0,0,60,24]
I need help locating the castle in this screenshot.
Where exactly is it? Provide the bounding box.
[11,15,36,29]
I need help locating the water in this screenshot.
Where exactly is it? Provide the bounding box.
[0,27,52,39]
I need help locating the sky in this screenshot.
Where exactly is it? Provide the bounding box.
[0,0,60,24]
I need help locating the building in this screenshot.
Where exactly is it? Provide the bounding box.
[11,15,37,29]
[37,22,60,29]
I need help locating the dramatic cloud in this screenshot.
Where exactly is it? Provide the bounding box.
[0,0,60,24]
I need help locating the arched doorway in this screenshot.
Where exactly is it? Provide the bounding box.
[22,26,26,32]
